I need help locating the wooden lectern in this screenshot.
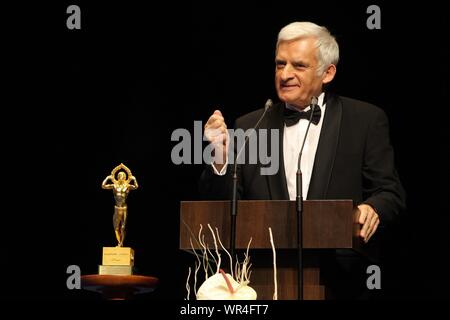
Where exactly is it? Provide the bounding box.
[179,200,368,300]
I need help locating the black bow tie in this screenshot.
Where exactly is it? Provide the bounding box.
[284,105,321,127]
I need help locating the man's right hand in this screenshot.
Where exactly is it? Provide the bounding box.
[204,110,229,172]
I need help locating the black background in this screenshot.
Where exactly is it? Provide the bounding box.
[2,0,448,303]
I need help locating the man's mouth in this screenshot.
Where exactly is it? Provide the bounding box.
[280,84,298,90]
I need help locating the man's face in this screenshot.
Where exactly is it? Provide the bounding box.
[275,37,326,109]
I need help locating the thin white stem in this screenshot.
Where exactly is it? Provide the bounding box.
[185,267,191,300]
[235,260,241,283]
[242,238,252,283]
[206,243,218,270]
[269,227,278,300]
[190,238,202,296]
[215,227,234,279]
[198,226,210,280]
[207,224,221,274]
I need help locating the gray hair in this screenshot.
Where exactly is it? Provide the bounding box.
[277,22,339,75]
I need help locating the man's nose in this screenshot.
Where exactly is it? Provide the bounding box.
[280,65,294,80]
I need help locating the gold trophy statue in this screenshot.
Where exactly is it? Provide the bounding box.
[99,163,139,275]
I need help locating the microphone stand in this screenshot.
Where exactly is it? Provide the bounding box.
[230,139,238,261]
[229,99,273,262]
[296,97,318,300]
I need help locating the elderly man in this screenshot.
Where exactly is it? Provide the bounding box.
[200,21,405,299]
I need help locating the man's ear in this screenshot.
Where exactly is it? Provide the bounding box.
[322,64,337,85]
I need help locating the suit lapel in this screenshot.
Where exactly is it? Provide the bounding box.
[264,103,289,200]
[307,93,342,199]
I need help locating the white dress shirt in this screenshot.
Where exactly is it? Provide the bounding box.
[283,92,326,200]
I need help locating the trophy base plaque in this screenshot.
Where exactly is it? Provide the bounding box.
[102,247,134,266]
[100,247,135,275]
[98,265,133,275]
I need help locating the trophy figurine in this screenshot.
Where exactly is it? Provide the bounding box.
[99,163,139,275]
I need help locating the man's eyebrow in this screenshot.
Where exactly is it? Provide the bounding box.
[292,60,310,67]
[274,58,310,67]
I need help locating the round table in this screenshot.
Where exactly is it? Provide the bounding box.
[81,274,159,299]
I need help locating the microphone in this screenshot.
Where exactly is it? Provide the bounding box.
[296,96,319,300]
[230,98,273,260]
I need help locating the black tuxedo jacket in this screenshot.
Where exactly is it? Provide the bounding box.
[200,93,406,224]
